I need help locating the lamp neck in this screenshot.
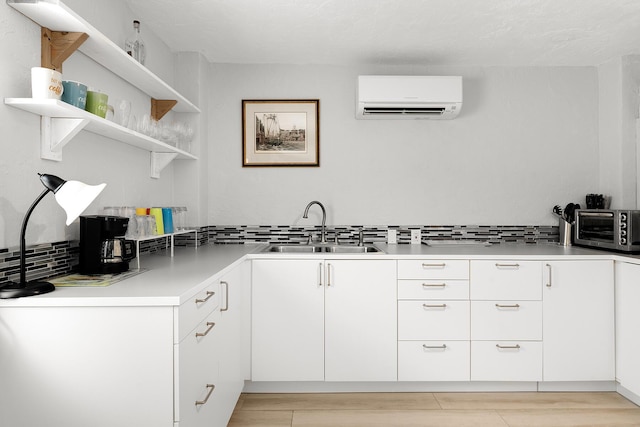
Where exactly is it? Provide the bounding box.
[19,188,51,286]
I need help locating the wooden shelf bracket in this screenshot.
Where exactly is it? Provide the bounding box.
[151,99,178,121]
[41,27,88,72]
[40,116,90,161]
[150,152,178,179]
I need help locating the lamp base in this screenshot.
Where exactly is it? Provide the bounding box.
[0,281,55,299]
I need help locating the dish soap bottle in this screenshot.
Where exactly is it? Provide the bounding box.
[125,20,146,65]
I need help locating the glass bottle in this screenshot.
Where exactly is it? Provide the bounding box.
[125,20,146,65]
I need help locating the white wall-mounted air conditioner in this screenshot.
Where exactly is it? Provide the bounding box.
[356,75,463,120]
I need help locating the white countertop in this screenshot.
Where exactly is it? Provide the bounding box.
[3,241,639,308]
[0,243,264,308]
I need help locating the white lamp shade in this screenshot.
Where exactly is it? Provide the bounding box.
[54,180,107,225]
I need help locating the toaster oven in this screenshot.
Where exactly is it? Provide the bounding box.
[574,209,640,253]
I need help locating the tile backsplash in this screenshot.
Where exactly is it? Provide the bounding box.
[0,224,558,286]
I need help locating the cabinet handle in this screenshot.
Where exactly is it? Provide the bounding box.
[423,344,447,350]
[195,384,215,406]
[495,263,520,269]
[195,291,215,304]
[422,263,446,269]
[195,322,216,337]
[422,283,446,288]
[495,303,520,309]
[545,263,552,287]
[423,303,447,309]
[496,344,521,350]
[318,262,323,287]
[220,281,229,312]
[327,263,332,287]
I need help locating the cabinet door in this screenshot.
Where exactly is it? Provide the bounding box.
[325,260,397,381]
[615,262,640,396]
[215,261,251,426]
[542,260,614,381]
[252,259,325,381]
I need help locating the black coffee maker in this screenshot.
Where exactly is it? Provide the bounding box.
[79,215,136,274]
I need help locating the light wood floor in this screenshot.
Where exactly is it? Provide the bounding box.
[228,392,640,426]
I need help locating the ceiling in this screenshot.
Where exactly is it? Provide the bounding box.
[124,0,640,67]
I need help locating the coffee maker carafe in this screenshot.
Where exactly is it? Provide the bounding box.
[79,215,136,274]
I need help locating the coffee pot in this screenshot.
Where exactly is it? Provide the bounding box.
[79,215,136,274]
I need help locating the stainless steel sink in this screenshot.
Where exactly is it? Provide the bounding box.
[264,244,381,253]
[265,245,324,253]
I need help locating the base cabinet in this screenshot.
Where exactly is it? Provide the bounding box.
[0,307,175,427]
[542,260,614,381]
[252,259,397,382]
[615,262,640,398]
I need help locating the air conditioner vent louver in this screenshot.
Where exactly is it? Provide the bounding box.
[363,107,446,115]
[356,75,463,120]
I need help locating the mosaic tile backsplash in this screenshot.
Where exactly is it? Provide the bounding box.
[0,224,558,286]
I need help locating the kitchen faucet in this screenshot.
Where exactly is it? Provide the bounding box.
[303,201,327,244]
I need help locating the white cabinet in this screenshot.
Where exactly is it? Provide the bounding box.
[470,260,543,382]
[252,259,325,381]
[397,260,470,381]
[0,306,175,427]
[324,260,397,381]
[251,259,397,382]
[615,262,640,399]
[542,260,614,382]
[175,261,250,427]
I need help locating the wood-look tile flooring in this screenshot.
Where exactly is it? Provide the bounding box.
[228,392,640,426]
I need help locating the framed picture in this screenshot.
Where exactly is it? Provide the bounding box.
[242,99,319,167]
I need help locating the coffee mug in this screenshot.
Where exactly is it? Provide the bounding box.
[61,80,87,109]
[85,90,109,118]
[31,67,63,100]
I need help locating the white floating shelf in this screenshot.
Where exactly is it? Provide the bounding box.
[7,0,200,114]
[5,98,197,161]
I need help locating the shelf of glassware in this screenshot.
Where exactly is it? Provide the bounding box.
[132,229,198,270]
[7,0,200,114]
[4,98,196,177]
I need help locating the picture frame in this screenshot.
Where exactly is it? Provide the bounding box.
[242,99,319,167]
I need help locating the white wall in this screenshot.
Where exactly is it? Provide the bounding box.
[0,0,201,249]
[208,64,600,227]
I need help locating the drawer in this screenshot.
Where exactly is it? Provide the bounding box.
[177,279,221,342]
[398,300,470,340]
[398,279,469,300]
[398,341,470,381]
[470,301,542,341]
[470,260,542,300]
[398,260,469,280]
[471,341,542,381]
[178,310,221,425]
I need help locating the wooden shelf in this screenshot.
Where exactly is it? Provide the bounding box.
[7,0,200,114]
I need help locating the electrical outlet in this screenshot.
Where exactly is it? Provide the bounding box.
[410,229,421,245]
[387,229,397,244]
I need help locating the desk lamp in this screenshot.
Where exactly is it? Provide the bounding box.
[0,173,106,299]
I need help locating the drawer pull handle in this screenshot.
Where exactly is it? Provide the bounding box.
[495,263,520,269]
[423,344,447,350]
[422,283,446,288]
[496,344,521,350]
[195,291,215,304]
[495,303,520,309]
[195,384,215,406]
[423,303,447,309]
[220,281,229,312]
[195,322,216,337]
[422,263,446,269]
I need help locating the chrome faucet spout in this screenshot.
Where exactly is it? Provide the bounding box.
[303,201,327,244]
